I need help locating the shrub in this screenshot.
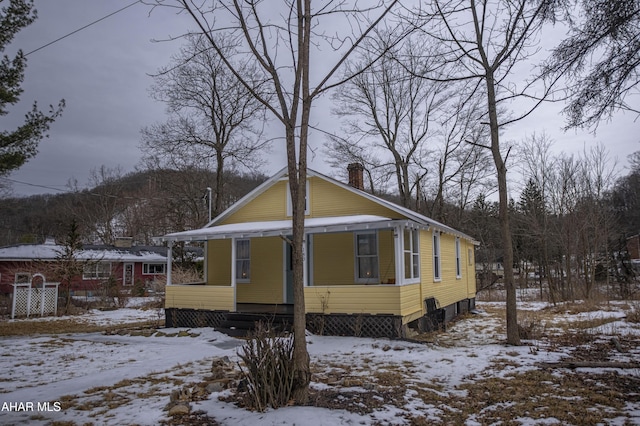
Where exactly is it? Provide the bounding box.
[132,279,146,297]
[237,322,295,411]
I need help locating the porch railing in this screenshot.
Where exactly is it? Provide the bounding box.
[165,284,234,311]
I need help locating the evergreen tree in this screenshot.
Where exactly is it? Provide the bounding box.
[0,0,64,175]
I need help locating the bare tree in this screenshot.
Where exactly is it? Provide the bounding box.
[421,0,561,345]
[68,166,127,245]
[542,0,640,129]
[148,0,399,402]
[141,34,269,216]
[330,34,445,208]
[324,133,389,195]
[424,94,490,221]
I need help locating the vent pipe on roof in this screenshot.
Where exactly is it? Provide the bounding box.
[347,163,364,191]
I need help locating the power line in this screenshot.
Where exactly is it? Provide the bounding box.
[0,176,69,193]
[25,1,142,57]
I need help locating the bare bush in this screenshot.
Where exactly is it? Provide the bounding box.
[237,322,295,411]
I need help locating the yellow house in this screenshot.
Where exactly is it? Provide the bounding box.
[155,165,478,337]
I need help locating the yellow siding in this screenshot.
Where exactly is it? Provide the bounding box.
[222,181,288,223]
[236,237,283,304]
[312,230,395,285]
[378,230,396,284]
[313,233,354,285]
[420,230,474,310]
[207,240,231,285]
[309,177,401,218]
[399,283,422,318]
[165,285,234,310]
[305,285,401,315]
[221,176,405,224]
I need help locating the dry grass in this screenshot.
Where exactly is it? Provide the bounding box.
[625,301,640,323]
[0,319,161,336]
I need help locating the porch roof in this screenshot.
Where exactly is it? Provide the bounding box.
[154,215,426,243]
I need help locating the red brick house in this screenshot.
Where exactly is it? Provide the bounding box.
[0,238,168,296]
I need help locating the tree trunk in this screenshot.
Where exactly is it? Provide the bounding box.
[214,149,224,216]
[486,71,520,345]
[289,0,311,404]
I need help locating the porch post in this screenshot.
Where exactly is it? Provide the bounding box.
[394,225,403,285]
[231,237,237,310]
[166,241,173,286]
[302,235,308,287]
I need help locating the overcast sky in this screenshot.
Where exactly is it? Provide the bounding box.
[2,0,638,197]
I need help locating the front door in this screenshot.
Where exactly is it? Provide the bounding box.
[285,239,294,304]
[123,263,134,286]
[284,236,311,304]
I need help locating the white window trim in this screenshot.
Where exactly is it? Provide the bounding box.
[403,229,420,284]
[143,263,166,275]
[354,231,379,283]
[286,180,310,216]
[14,272,31,284]
[433,231,441,282]
[82,262,112,280]
[236,239,251,283]
[455,237,462,279]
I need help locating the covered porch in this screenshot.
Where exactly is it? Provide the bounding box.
[156,214,428,324]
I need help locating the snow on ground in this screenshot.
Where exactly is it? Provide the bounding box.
[0,299,639,425]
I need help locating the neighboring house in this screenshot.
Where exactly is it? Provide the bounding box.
[0,238,168,296]
[156,165,478,338]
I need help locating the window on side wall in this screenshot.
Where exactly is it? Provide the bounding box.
[403,229,420,281]
[433,231,441,281]
[455,237,462,278]
[143,263,166,274]
[355,232,379,283]
[236,239,250,282]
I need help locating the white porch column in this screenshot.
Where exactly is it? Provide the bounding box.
[166,241,173,286]
[231,237,237,287]
[231,237,237,310]
[394,225,403,285]
[302,235,308,287]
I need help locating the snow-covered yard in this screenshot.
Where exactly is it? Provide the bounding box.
[1,299,639,425]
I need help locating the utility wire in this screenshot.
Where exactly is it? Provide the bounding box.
[25,1,142,57]
[1,177,69,193]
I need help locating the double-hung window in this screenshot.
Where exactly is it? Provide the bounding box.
[403,229,420,281]
[236,239,250,282]
[433,231,441,281]
[355,232,378,282]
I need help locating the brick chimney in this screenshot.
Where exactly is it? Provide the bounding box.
[114,237,133,248]
[347,163,364,190]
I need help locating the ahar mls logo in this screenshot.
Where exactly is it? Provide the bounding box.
[1,401,62,412]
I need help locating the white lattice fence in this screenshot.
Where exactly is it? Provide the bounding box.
[12,274,60,319]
